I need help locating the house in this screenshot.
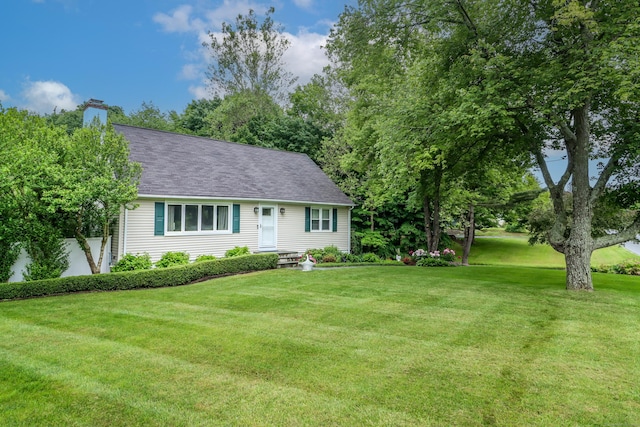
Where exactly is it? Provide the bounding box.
[110,122,354,264]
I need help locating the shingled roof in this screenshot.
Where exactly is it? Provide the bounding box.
[114,124,353,206]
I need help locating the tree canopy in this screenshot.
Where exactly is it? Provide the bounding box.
[327,0,640,290]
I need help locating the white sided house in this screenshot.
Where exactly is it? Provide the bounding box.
[111,124,354,264]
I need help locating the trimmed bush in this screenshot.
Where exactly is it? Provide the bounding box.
[156,251,190,268]
[195,254,217,263]
[0,253,278,301]
[592,260,640,275]
[225,246,250,258]
[362,253,380,263]
[111,253,152,272]
[322,254,337,263]
[416,257,453,267]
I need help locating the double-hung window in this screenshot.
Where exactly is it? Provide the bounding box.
[311,207,332,231]
[166,203,230,233]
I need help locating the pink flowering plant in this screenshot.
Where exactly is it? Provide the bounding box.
[409,247,456,266]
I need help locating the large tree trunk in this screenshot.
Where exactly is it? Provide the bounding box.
[565,239,594,291]
[462,203,474,266]
[565,103,594,291]
[423,169,442,253]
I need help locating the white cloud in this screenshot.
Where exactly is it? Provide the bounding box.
[154,3,331,96]
[0,89,10,103]
[283,30,330,86]
[293,0,313,10]
[188,84,210,100]
[153,5,205,33]
[21,80,80,114]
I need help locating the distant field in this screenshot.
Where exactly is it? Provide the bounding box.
[467,233,640,268]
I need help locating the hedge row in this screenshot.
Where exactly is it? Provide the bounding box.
[0,253,278,301]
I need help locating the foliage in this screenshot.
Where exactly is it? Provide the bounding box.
[416,257,453,267]
[155,252,190,268]
[0,253,278,301]
[225,246,250,258]
[115,101,177,131]
[44,122,142,274]
[195,254,218,263]
[322,254,337,263]
[361,253,380,263]
[22,226,69,281]
[176,98,222,136]
[592,260,640,276]
[0,107,71,280]
[0,241,20,283]
[111,253,152,272]
[203,7,296,102]
[328,0,640,290]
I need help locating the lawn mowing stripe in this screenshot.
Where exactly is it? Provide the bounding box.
[0,318,432,426]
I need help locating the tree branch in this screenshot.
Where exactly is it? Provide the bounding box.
[593,214,640,250]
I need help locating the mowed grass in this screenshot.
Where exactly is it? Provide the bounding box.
[467,235,640,268]
[1,266,640,426]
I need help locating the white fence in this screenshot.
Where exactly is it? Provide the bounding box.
[9,237,111,282]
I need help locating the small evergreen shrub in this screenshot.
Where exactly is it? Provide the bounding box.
[111,253,152,272]
[225,246,250,258]
[195,254,217,263]
[344,253,362,263]
[155,251,190,268]
[322,254,337,263]
[416,257,453,267]
[361,253,380,263]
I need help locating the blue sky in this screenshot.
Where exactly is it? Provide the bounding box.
[1,0,356,115]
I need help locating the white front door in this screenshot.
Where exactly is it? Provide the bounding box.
[258,205,277,250]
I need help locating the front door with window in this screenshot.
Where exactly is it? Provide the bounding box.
[258,206,277,250]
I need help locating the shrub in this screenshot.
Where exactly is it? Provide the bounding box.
[0,253,279,301]
[344,253,362,263]
[111,253,152,272]
[155,251,190,268]
[23,231,69,281]
[593,260,640,276]
[402,256,416,266]
[322,254,337,263]
[361,253,380,263]
[416,257,453,267]
[225,246,250,258]
[195,254,217,263]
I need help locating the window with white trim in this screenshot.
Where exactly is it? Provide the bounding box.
[166,203,230,233]
[311,207,332,231]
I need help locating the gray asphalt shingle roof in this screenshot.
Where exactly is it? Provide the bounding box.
[114,124,353,206]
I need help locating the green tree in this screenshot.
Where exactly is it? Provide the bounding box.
[44,123,142,274]
[176,98,222,136]
[115,101,176,131]
[329,0,640,290]
[0,107,70,281]
[204,7,297,102]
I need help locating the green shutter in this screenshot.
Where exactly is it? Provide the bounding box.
[305,207,311,232]
[154,202,165,236]
[332,208,338,232]
[232,204,240,233]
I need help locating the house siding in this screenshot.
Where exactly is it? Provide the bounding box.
[121,199,258,262]
[277,205,350,254]
[117,200,351,263]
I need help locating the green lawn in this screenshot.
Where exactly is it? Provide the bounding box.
[2,266,639,426]
[467,235,640,268]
